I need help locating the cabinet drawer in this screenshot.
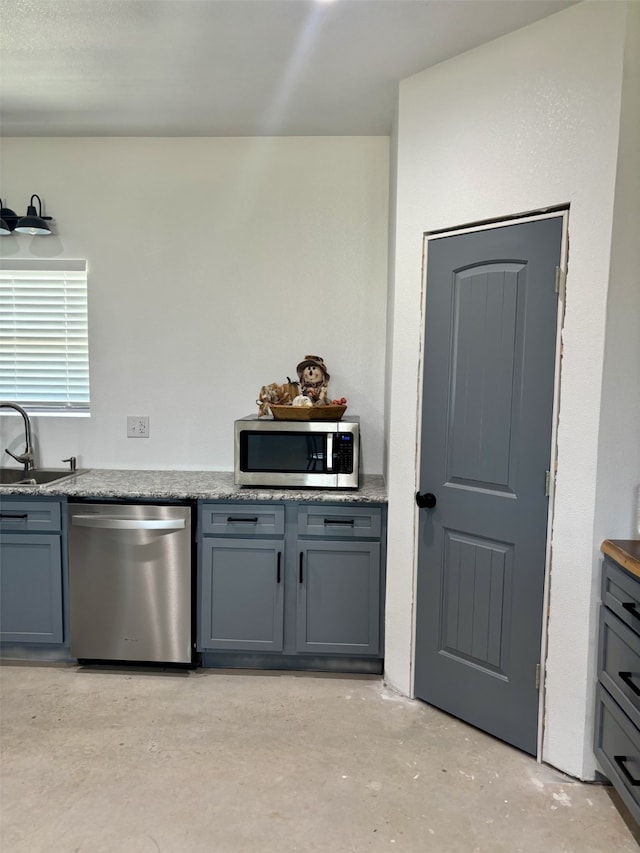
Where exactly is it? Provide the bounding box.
[603,557,640,638]
[298,505,382,539]
[595,683,640,824]
[0,500,62,532]
[599,608,640,729]
[200,503,284,537]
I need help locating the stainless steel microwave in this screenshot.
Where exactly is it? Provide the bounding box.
[234,415,360,489]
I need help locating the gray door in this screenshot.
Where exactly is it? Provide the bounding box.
[296,540,381,655]
[414,216,563,755]
[200,539,284,652]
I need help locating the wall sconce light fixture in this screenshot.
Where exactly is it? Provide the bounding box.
[0,195,53,236]
[0,200,17,235]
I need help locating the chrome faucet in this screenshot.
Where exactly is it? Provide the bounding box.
[0,401,35,470]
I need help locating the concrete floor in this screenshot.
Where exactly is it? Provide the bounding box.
[0,663,637,853]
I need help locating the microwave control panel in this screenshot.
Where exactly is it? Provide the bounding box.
[335,433,354,473]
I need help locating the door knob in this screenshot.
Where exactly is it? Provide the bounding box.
[416,491,437,509]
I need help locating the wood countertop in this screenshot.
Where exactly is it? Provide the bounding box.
[601,539,640,579]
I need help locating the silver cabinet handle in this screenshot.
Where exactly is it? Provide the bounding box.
[71,514,186,531]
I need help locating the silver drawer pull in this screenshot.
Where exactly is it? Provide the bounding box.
[619,671,640,697]
[614,755,640,786]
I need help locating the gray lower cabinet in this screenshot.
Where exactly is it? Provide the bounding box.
[296,540,380,655]
[198,501,385,664]
[200,538,284,651]
[594,552,640,824]
[199,503,285,652]
[0,498,64,644]
[296,504,382,656]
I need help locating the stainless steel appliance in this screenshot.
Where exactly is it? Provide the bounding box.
[234,415,360,489]
[68,503,193,664]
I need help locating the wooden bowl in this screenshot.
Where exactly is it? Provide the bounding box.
[269,404,347,421]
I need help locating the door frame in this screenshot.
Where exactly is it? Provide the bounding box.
[412,207,570,760]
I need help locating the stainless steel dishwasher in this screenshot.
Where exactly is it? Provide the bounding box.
[68,503,193,664]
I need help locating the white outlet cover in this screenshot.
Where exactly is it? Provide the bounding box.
[127,415,149,438]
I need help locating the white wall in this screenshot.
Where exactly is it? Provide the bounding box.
[385,1,632,779]
[0,137,389,473]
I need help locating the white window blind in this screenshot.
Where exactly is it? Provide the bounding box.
[0,259,90,411]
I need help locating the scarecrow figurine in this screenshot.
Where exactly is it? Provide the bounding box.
[296,355,330,405]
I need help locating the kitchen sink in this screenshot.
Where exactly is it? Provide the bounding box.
[0,468,87,487]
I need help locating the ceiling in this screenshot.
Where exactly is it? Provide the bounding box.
[0,0,577,137]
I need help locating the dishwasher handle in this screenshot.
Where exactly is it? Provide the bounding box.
[71,514,186,531]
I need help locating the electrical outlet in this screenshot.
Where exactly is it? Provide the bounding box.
[127,415,149,438]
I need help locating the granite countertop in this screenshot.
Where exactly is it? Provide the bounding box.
[0,469,387,504]
[601,539,640,579]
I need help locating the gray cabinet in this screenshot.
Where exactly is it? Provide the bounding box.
[198,500,385,666]
[0,498,64,644]
[296,540,380,655]
[594,551,640,825]
[296,505,381,656]
[201,539,284,651]
[199,504,285,652]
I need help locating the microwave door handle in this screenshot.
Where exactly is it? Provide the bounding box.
[326,433,333,471]
[306,435,316,472]
[307,434,325,472]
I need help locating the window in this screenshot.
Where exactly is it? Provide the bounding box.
[0,259,89,412]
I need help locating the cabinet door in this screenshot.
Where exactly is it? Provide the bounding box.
[0,534,63,644]
[200,539,284,651]
[595,683,640,824]
[296,541,380,655]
